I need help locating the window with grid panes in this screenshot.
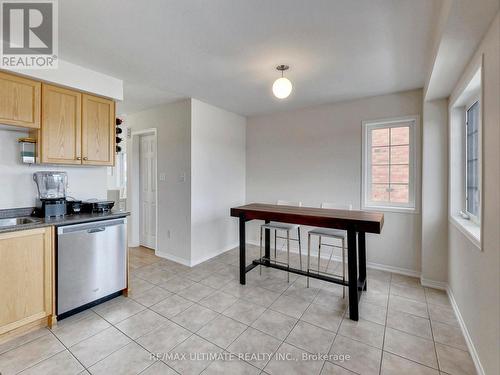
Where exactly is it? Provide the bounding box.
[465,101,480,220]
[362,117,417,211]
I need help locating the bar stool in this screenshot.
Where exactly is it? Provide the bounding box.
[259,200,303,282]
[307,203,351,297]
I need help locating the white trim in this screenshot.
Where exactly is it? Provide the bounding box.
[449,215,481,250]
[363,260,420,278]
[190,242,239,267]
[360,205,420,214]
[447,286,485,375]
[464,98,481,224]
[247,240,421,278]
[449,56,484,251]
[155,251,191,267]
[420,277,447,290]
[130,128,158,252]
[361,115,421,213]
[156,242,239,268]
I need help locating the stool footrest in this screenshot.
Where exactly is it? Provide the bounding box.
[307,268,345,280]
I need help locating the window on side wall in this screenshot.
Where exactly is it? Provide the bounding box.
[465,100,480,223]
[362,116,419,212]
[449,62,482,248]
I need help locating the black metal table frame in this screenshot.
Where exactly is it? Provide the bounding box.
[238,218,367,321]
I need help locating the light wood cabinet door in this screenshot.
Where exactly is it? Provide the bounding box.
[0,71,41,129]
[0,227,53,336]
[82,94,115,166]
[41,84,82,164]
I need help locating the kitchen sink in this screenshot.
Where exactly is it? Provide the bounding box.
[0,217,42,227]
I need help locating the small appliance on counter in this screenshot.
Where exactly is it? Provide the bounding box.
[66,199,83,214]
[33,171,68,218]
[81,200,115,213]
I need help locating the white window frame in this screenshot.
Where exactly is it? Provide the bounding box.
[464,97,481,225]
[449,57,483,250]
[361,115,420,213]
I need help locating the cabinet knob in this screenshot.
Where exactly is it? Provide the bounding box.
[83,157,88,160]
[76,157,81,160]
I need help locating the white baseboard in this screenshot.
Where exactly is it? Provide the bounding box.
[154,251,191,267]
[189,242,239,267]
[247,240,421,278]
[420,277,447,290]
[447,287,485,375]
[365,260,420,278]
[156,242,239,268]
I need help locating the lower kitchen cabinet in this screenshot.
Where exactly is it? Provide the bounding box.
[0,227,55,337]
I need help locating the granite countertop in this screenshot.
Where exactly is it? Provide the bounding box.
[0,208,130,234]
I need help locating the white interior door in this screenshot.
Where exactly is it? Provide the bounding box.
[139,134,156,249]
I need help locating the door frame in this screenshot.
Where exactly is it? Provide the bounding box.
[130,128,158,251]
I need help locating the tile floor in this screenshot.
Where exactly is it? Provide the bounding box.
[0,245,476,375]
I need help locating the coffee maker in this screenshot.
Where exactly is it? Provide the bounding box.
[33,171,68,218]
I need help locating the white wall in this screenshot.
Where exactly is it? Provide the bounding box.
[190,99,246,265]
[447,13,500,375]
[126,100,192,264]
[246,89,423,274]
[0,128,107,209]
[421,99,448,284]
[4,59,123,100]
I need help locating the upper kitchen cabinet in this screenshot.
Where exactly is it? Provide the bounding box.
[41,84,82,164]
[0,71,116,166]
[0,71,41,129]
[82,94,115,166]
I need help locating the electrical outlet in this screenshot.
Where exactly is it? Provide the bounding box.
[159,173,166,182]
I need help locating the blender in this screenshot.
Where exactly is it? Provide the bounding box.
[33,171,68,218]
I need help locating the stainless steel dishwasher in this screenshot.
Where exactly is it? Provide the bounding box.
[57,218,127,318]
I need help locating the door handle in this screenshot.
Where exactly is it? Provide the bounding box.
[83,157,88,161]
[87,227,105,233]
[76,156,81,160]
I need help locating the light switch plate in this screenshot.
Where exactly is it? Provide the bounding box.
[159,173,166,181]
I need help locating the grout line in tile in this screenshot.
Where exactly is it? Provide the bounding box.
[45,329,88,373]
[229,267,301,370]
[0,327,51,357]
[427,290,441,372]
[378,270,393,374]
[381,350,444,374]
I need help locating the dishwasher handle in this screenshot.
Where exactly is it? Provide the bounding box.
[57,218,127,235]
[87,227,106,233]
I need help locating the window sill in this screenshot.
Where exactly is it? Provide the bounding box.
[362,205,419,215]
[449,215,481,250]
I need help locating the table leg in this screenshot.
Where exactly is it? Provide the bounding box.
[239,216,246,285]
[347,229,359,320]
[358,232,367,291]
[265,220,270,264]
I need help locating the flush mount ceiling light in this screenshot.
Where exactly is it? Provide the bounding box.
[272,64,293,99]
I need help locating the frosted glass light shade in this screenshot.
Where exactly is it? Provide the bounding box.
[272,77,292,99]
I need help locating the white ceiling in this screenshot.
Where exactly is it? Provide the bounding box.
[59,0,437,116]
[425,0,499,101]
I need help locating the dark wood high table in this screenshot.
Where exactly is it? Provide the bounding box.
[230,203,384,321]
